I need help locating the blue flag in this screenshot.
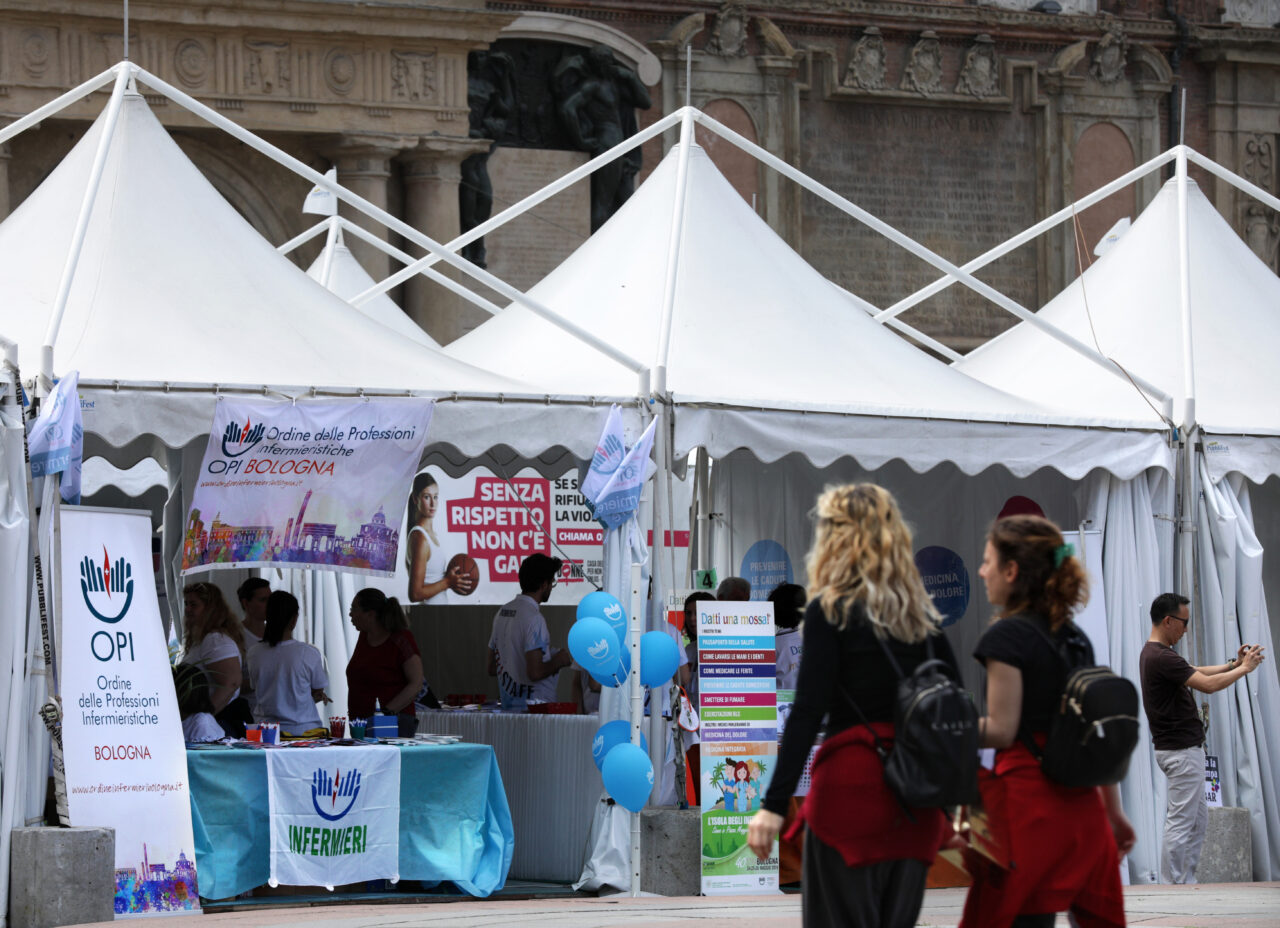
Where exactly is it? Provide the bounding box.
[580,404,625,506]
[28,371,83,504]
[592,416,657,529]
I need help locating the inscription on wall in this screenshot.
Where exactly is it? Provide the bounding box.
[800,102,1038,347]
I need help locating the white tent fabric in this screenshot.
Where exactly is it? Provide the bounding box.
[0,91,624,464]
[304,233,441,349]
[1082,468,1175,884]
[0,361,32,928]
[447,144,1170,476]
[957,178,1280,481]
[958,168,1280,879]
[1195,466,1280,879]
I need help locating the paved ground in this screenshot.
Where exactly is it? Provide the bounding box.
[74,882,1280,927]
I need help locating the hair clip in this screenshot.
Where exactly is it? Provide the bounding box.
[1053,543,1075,569]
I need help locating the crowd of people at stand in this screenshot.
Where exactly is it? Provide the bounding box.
[169,476,1269,926]
[174,578,431,741]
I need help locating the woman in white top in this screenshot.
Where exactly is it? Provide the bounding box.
[247,591,330,736]
[406,470,475,603]
[181,581,250,737]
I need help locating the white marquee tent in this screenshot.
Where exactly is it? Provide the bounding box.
[441,116,1196,884]
[957,158,1280,880]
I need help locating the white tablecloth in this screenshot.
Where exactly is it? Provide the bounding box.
[417,709,599,883]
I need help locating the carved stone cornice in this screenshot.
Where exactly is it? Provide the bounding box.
[0,1,513,135]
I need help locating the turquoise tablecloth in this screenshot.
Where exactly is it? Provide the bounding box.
[186,743,513,900]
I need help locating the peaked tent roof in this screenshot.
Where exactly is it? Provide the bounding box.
[0,90,629,462]
[447,144,1170,478]
[305,233,441,349]
[957,177,1280,481]
[0,93,531,433]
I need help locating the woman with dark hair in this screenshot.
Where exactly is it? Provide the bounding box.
[747,484,960,928]
[246,591,329,736]
[346,588,425,735]
[406,471,474,603]
[961,515,1134,928]
[180,581,252,737]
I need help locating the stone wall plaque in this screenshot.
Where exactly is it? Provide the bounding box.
[484,147,590,294]
[799,100,1038,347]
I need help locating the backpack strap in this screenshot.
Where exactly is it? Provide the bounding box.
[1014,615,1068,761]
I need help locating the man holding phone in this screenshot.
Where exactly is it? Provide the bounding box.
[1140,592,1265,883]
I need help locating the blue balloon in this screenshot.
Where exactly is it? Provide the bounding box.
[589,643,631,688]
[601,742,655,812]
[568,618,621,676]
[578,591,628,648]
[639,630,681,688]
[590,720,649,770]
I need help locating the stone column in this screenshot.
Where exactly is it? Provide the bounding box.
[400,137,491,344]
[328,139,402,283]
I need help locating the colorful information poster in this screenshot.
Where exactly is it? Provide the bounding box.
[182,397,433,576]
[60,506,200,916]
[698,600,778,895]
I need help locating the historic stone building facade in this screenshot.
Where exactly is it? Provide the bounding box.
[8,1,1280,349]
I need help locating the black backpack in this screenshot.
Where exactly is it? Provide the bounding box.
[1020,618,1140,788]
[844,633,980,810]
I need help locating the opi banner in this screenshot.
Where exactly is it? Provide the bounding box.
[60,506,199,915]
[182,397,433,576]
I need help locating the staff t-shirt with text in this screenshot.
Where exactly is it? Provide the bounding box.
[489,594,558,706]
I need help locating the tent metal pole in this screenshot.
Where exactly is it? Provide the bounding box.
[648,406,669,800]
[0,66,120,149]
[337,219,504,318]
[40,66,132,395]
[1186,148,1280,217]
[832,283,962,361]
[1175,146,1196,431]
[654,109,696,380]
[628,560,645,897]
[318,217,340,289]
[878,148,1179,326]
[134,65,648,376]
[355,109,687,303]
[695,449,710,570]
[689,110,1174,410]
[275,221,329,255]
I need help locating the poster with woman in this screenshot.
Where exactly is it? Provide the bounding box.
[404,469,475,604]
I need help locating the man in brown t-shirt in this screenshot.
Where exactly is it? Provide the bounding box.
[1140,593,1265,883]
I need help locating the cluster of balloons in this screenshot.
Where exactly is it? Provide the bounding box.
[568,590,683,812]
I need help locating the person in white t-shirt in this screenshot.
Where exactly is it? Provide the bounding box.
[173,663,226,743]
[247,591,330,736]
[180,581,251,736]
[769,582,806,691]
[237,577,271,715]
[237,577,271,645]
[487,554,572,710]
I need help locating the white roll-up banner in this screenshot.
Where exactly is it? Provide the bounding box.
[60,505,200,916]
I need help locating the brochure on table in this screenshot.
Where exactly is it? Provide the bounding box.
[698,600,779,895]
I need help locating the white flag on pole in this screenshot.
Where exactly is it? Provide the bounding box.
[303,167,339,217]
[580,405,625,506]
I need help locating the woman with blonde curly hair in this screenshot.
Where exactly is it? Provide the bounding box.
[747,484,960,928]
[961,515,1133,928]
[180,581,251,736]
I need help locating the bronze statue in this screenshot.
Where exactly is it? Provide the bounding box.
[555,45,652,232]
[460,50,514,267]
